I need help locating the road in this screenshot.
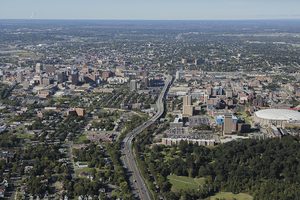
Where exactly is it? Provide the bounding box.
[9,140,28,200]
[121,76,172,200]
[66,142,76,181]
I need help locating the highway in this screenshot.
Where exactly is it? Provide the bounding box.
[121,76,172,200]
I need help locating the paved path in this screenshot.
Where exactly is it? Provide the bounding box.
[194,178,202,187]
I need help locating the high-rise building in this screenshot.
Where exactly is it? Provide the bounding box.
[182,59,187,64]
[42,78,50,86]
[183,95,193,116]
[226,90,233,98]
[183,95,192,106]
[130,80,137,91]
[72,72,79,86]
[45,65,55,74]
[17,72,24,83]
[57,72,66,83]
[23,80,30,89]
[223,115,233,135]
[195,59,205,65]
[142,77,148,87]
[142,71,147,78]
[36,63,42,73]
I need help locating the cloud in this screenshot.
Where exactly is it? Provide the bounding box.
[30,12,35,19]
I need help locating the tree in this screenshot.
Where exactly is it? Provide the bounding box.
[245,110,251,117]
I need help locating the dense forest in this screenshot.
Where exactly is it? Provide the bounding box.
[135,129,300,199]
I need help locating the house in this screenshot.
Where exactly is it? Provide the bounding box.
[98,187,105,193]
[78,171,88,177]
[76,162,88,168]
[24,166,34,174]
[86,174,94,181]
[58,148,64,153]
[0,185,6,197]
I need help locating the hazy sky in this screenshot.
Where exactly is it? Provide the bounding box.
[1,0,300,20]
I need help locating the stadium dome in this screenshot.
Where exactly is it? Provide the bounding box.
[254,109,300,127]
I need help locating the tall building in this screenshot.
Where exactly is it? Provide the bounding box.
[45,65,55,74]
[72,72,79,86]
[142,77,148,88]
[142,71,147,78]
[183,95,193,116]
[17,72,24,83]
[223,115,233,135]
[23,80,30,89]
[195,59,205,65]
[183,95,192,106]
[130,80,137,91]
[226,90,233,98]
[42,78,50,86]
[182,59,187,64]
[36,63,42,73]
[57,72,66,83]
[142,71,148,87]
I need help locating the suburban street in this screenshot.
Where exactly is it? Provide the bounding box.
[121,76,172,199]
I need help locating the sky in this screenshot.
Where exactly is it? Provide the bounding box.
[0,0,300,20]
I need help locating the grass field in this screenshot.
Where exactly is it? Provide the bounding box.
[167,175,201,190]
[195,177,205,185]
[75,135,88,143]
[210,192,253,200]
[74,167,93,173]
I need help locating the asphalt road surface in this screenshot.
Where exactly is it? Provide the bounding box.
[121,76,172,200]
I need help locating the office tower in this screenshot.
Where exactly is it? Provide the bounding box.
[182,59,187,64]
[46,65,55,74]
[142,71,148,87]
[23,80,30,89]
[195,59,205,65]
[130,80,137,91]
[183,95,193,116]
[223,115,232,135]
[57,72,66,83]
[176,71,180,80]
[143,71,147,78]
[36,63,42,73]
[17,72,24,83]
[142,77,148,87]
[183,95,192,106]
[72,72,79,86]
[42,78,50,86]
[226,90,233,98]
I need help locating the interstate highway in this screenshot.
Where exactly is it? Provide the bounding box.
[121,76,172,199]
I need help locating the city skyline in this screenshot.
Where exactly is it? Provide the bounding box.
[1,0,300,20]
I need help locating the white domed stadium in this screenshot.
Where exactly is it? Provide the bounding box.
[254,109,300,127]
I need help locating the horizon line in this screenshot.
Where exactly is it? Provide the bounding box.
[1,18,300,21]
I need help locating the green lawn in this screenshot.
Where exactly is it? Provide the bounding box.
[195,177,205,185]
[210,192,252,200]
[99,109,108,113]
[167,175,200,190]
[74,135,88,143]
[168,175,197,184]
